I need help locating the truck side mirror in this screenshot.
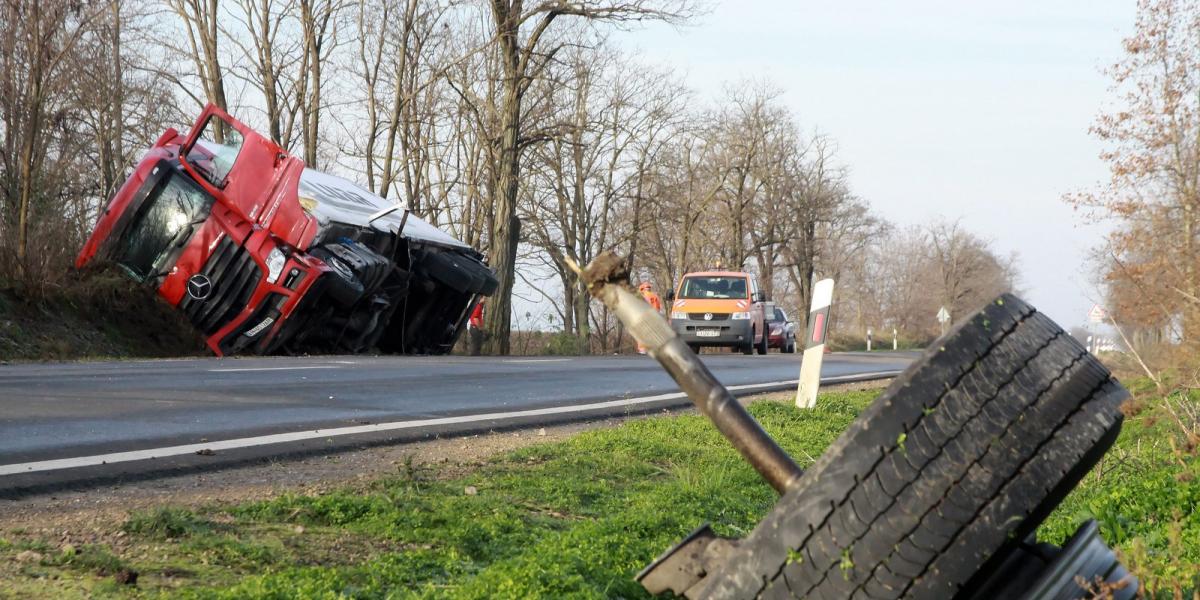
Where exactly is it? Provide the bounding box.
[752,291,765,303]
[665,290,675,302]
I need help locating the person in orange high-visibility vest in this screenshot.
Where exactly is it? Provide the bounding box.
[637,282,663,354]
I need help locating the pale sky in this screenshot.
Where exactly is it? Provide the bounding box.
[612,1,1135,328]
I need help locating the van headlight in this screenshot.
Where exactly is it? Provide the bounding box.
[266,247,287,283]
[670,311,686,320]
[731,311,751,320]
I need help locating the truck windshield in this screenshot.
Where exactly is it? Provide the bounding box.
[680,276,748,299]
[115,172,214,281]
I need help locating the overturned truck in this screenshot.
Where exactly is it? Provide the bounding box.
[77,105,496,356]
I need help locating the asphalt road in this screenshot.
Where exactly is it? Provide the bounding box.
[0,352,913,494]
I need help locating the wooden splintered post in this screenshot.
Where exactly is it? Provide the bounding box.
[796,278,835,409]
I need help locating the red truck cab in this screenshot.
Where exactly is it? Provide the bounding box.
[78,105,495,356]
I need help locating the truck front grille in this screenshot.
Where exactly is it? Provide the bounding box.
[688,312,730,321]
[180,236,262,336]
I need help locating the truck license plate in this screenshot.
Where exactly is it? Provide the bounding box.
[696,329,720,337]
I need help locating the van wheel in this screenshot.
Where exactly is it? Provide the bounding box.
[687,343,701,354]
[740,338,754,355]
[755,331,769,355]
[697,294,1128,599]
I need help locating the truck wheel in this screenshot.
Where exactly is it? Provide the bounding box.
[740,337,754,355]
[322,262,364,308]
[697,294,1128,599]
[755,330,769,355]
[688,343,701,354]
[421,250,477,293]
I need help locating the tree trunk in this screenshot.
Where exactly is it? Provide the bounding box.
[483,90,522,354]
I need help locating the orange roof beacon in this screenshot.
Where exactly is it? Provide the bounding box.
[667,270,770,355]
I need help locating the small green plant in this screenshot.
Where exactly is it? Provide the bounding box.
[840,548,855,580]
[48,544,125,575]
[123,507,212,539]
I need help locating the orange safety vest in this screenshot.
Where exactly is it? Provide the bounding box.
[469,301,484,328]
[641,290,662,312]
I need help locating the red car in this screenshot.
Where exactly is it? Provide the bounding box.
[766,306,797,353]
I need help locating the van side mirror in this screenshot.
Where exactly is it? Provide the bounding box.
[752,291,766,303]
[665,290,675,302]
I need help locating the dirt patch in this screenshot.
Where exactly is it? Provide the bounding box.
[0,380,891,540]
[0,264,204,361]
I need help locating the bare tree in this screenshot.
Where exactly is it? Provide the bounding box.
[0,0,105,273]
[1066,0,1200,344]
[478,0,695,354]
[229,0,302,146]
[295,0,348,167]
[164,0,228,112]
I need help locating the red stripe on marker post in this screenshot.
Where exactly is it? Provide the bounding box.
[811,313,826,344]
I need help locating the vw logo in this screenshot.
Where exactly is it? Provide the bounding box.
[187,274,213,301]
[704,313,713,321]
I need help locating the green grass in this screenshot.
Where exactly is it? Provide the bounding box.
[0,387,1195,598]
[1038,387,1200,598]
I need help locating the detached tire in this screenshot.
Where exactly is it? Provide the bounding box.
[696,294,1128,599]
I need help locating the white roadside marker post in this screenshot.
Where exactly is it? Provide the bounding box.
[796,278,835,409]
[893,327,898,350]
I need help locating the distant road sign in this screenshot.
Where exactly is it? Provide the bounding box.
[937,306,951,337]
[1088,304,1107,324]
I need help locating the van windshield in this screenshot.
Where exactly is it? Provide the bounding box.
[680,276,748,299]
[116,172,214,281]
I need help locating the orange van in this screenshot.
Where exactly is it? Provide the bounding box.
[667,270,769,355]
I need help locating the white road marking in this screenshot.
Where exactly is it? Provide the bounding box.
[208,366,343,373]
[503,358,572,363]
[0,370,900,477]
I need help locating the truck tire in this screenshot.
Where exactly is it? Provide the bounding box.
[756,330,769,355]
[322,262,364,308]
[420,250,477,294]
[697,294,1128,599]
[741,336,754,355]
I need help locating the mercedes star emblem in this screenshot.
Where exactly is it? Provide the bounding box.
[187,274,213,301]
[704,312,713,321]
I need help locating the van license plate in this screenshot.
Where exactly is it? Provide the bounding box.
[696,329,720,337]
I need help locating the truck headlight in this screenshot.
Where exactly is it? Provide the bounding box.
[266,247,287,283]
[670,311,686,320]
[731,311,751,320]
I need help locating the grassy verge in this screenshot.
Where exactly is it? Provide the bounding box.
[1038,379,1200,597]
[1,386,1196,598]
